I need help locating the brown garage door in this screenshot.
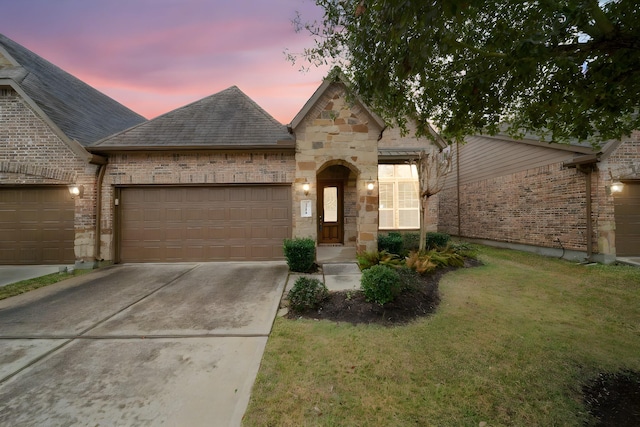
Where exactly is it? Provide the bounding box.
[0,186,75,264]
[118,186,291,262]
[614,182,640,257]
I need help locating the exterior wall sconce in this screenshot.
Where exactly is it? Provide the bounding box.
[610,180,624,194]
[68,185,84,199]
[366,181,375,191]
[302,182,310,196]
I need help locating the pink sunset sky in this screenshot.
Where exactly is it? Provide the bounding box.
[0,0,331,124]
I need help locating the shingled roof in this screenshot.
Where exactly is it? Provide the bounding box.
[90,86,294,150]
[0,34,145,146]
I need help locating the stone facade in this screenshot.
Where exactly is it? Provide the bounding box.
[98,151,296,260]
[0,88,98,262]
[291,83,381,253]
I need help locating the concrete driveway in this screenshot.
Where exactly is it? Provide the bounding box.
[0,262,288,426]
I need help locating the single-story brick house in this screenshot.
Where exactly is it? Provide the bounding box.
[437,133,640,263]
[1,34,442,265]
[89,81,443,263]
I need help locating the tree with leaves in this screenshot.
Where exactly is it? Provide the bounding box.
[292,0,640,146]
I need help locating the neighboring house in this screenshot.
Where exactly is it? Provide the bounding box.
[438,133,640,263]
[0,34,145,265]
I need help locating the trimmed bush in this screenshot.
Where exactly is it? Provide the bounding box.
[402,232,421,254]
[378,232,403,255]
[283,238,316,272]
[287,276,328,312]
[425,232,450,249]
[361,265,401,305]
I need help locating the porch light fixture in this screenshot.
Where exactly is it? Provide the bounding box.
[610,180,624,194]
[68,185,83,199]
[302,182,310,196]
[367,181,375,191]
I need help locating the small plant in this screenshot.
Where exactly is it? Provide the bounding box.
[402,232,421,255]
[357,250,382,270]
[283,238,316,272]
[361,265,401,305]
[378,232,403,255]
[287,276,328,312]
[405,251,437,274]
[425,232,450,249]
[449,241,478,259]
[429,247,465,267]
[357,250,401,270]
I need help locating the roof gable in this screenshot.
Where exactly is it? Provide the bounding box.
[91,86,294,150]
[0,34,145,146]
[290,78,385,131]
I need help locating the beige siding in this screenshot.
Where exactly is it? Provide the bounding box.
[456,136,576,185]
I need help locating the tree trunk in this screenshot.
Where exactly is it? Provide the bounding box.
[419,196,429,252]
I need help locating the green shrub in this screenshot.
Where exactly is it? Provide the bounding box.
[357,250,381,270]
[287,276,328,312]
[449,241,478,259]
[378,232,403,255]
[402,232,421,254]
[361,265,401,305]
[425,232,450,249]
[283,238,316,272]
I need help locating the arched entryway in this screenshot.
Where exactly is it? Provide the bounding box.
[317,162,358,246]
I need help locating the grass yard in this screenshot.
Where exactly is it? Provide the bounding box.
[243,246,640,426]
[0,269,92,301]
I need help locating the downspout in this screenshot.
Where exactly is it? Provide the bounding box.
[94,162,107,264]
[456,141,461,237]
[585,168,593,261]
[576,165,594,261]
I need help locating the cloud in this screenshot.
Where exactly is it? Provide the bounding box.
[0,0,331,122]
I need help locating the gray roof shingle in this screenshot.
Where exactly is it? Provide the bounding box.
[0,34,145,146]
[91,86,294,150]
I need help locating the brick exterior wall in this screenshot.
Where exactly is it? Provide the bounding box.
[438,134,640,261]
[98,151,296,260]
[0,88,98,262]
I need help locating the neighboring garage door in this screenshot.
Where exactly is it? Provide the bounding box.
[614,182,640,257]
[119,186,291,262]
[0,186,75,264]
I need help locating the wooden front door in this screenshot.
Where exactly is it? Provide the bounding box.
[318,180,343,244]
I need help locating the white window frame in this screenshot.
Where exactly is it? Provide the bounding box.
[378,164,420,230]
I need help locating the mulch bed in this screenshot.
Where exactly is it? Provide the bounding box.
[286,258,482,326]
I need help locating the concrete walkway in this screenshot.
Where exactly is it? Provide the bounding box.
[285,246,362,295]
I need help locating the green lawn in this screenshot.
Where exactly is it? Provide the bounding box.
[0,269,92,300]
[243,246,640,426]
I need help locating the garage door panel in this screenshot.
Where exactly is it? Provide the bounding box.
[119,186,291,262]
[614,183,640,257]
[0,187,74,264]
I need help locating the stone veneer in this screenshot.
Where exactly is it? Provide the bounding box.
[292,84,380,253]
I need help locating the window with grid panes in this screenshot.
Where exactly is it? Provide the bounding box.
[378,164,420,229]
